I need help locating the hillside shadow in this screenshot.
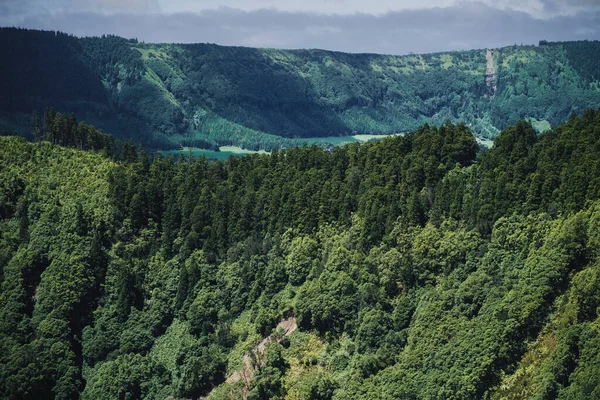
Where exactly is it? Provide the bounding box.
[180,43,353,138]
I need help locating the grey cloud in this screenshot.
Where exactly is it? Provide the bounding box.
[539,0,600,15]
[0,0,160,24]
[10,3,600,54]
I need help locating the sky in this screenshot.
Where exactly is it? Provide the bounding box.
[1,0,599,54]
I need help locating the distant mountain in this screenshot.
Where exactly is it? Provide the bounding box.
[1,28,599,149]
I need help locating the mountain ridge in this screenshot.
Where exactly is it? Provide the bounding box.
[1,27,599,150]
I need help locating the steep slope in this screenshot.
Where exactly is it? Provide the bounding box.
[2,28,600,150]
[1,110,600,399]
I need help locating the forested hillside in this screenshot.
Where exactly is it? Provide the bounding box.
[1,109,600,399]
[1,28,600,150]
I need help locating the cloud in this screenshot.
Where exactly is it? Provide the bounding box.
[157,0,600,18]
[540,0,600,15]
[6,2,600,54]
[474,0,600,18]
[0,0,160,25]
[3,0,599,23]
[156,0,457,15]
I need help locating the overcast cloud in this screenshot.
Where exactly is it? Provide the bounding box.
[0,0,599,54]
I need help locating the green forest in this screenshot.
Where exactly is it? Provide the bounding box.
[1,28,600,150]
[1,108,600,399]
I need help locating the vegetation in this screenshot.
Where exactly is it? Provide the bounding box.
[1,109,600,398]
[1,28,599,150]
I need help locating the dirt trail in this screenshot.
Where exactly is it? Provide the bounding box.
[201,317,297,399]
[485,49,497,96]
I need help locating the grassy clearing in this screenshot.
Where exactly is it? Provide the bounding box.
[301,136,358,146]
[226,311,262,374]
[219,146,269,155]
[160,146,269,161]
[281,331,328,400]
[352,133,404,142]
[159,133,409,160]
[527,118,552,133]
[476,137,494,148]
[303,133,404,147]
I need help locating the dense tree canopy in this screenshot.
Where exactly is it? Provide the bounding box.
[1,110,600,399]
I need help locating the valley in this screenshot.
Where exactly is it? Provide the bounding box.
[1,28,599,152]
[1,22,600,400]
[161,134,406,160]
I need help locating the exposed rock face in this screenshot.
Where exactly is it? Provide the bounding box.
[485,49,497,97]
